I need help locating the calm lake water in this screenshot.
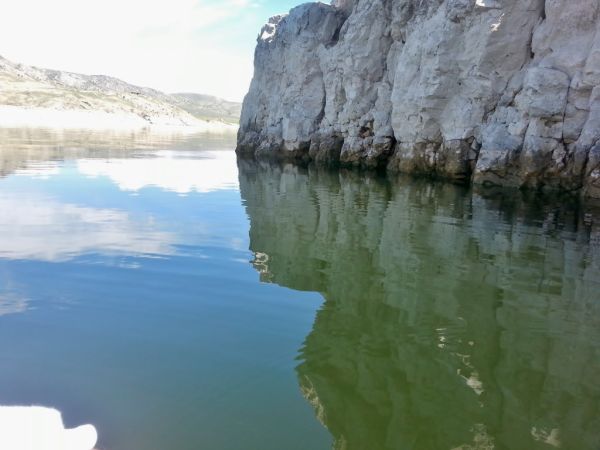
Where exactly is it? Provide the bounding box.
[0,128,599,450]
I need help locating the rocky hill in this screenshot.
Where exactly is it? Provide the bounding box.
[170,93,242,125]
[0,56,240,129]
[237,0,600,199]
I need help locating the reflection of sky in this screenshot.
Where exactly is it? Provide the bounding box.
[77,151,239,194]
[0,137,329,450]
[0,149,245,263]
[0,290,28,317]
[0,193,175,262]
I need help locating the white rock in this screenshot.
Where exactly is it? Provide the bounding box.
[238,0,600,198]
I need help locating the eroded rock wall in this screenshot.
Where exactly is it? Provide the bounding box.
[237,0,600,198]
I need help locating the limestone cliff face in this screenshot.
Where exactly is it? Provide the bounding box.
[237,0,600,199]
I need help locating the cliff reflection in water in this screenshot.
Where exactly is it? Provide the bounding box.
[238,160,600,450]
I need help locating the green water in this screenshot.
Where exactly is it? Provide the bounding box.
[0,129,599,449]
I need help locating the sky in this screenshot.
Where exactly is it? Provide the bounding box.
[0,0,302,102]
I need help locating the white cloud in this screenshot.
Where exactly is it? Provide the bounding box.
[0,291,28,317]
[77,150,239,194]
[0,0,260,101]
[0,194,175,262]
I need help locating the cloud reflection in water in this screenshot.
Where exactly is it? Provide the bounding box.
[77,150,238,194]
[0,194,175,262]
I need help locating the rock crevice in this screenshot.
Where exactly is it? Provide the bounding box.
[237,0,600,198]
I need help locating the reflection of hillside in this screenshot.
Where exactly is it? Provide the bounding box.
[0,127,235,177]
[239,161,600,450]
[0,129,241,263]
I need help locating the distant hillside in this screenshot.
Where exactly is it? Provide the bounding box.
[170,93,242,125]
[0,56,241,129]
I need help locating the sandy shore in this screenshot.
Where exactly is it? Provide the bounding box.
[0,105,238,133]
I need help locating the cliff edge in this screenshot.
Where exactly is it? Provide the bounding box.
[237,0,600,199]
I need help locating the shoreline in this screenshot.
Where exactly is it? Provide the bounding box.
[236,153,600,213]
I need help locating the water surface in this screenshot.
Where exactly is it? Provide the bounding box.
[0,128,599,450]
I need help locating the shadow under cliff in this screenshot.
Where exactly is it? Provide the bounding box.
[238,159,600,450]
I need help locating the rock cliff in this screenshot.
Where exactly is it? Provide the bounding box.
[237,0,600,199]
